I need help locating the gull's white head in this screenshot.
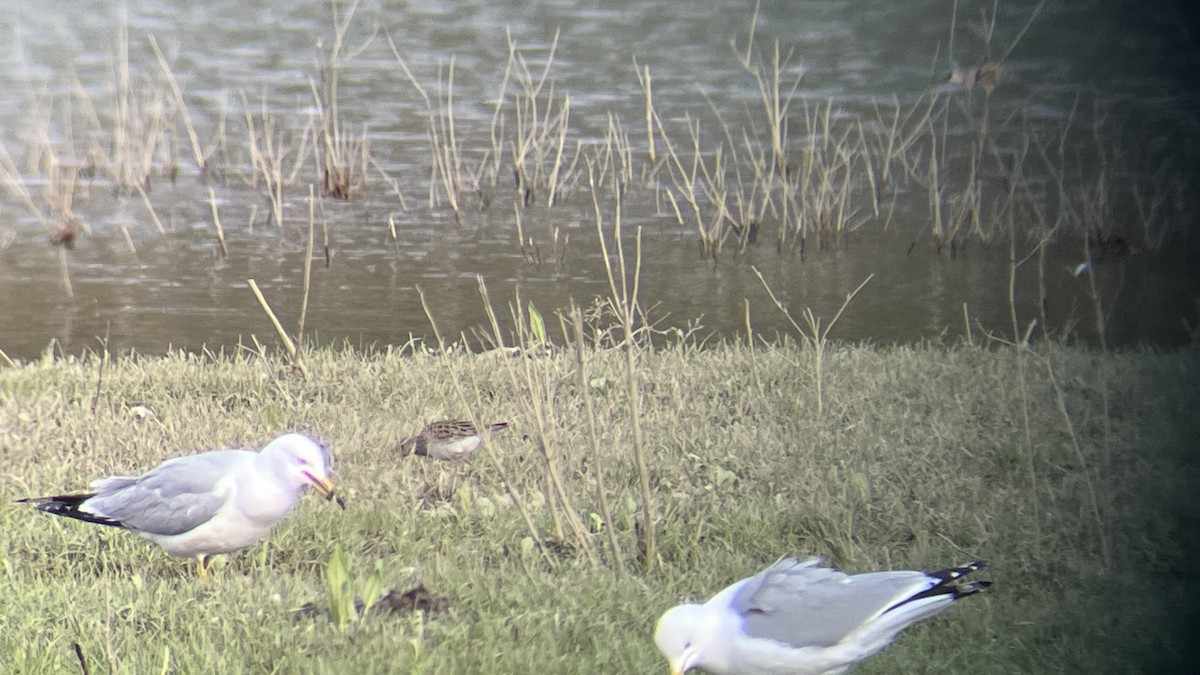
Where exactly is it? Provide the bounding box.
[262,433,337,502]
[654,604,717,675]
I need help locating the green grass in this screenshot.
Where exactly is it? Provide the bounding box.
[0,340,1197,673]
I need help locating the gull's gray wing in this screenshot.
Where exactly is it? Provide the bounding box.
[89,476,137,492]
[731,558,933,649]
[84,450,251,536]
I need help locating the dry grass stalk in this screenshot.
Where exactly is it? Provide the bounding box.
[634,61,657,168]
[313,0,373,200]
[120,225,138,261]
[655,114,720,257]
[370,156,409,210]
[588,161,655,571]
[241,93,305,228]
[207,187,229,258]
[504,28,565,208]
[134,183,168,235]
[501,287,598,565]
[570,301,624,569]
[0,142,66,298]
[544,94,571,207]
[246,279,303,375]
[754,268,873,415]
[148,35,205,173]
[388,36,464,222]
[295,187,317,361]
[57,248,74,299]
[84,10,182,193]
[928,128,946,251]
[733,22,800,179]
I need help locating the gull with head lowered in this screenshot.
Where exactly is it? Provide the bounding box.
[654,556,990,675]
[18,432,343,577]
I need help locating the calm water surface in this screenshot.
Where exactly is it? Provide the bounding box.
[0,0,1197,358]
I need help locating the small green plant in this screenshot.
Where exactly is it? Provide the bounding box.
[325,543,385,628]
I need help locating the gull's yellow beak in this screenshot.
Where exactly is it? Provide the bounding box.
[304,472,343,508]
[669,649,696,675]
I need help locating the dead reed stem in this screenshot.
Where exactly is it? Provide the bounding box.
[246,279,301,371]
[635,62,657,168]
[0,143,49,229]
[388,35,463,221]
[241,93,286,227]
[506,288,598,566]
[58,248,74,299]
[134,183,167,235]
[148,35,205,172]
[207,187,229,258]
[571,301,624,570]
[313,0,372,199]
[296,186,317,362]
[1039,350,1111,570]
[753,267,873,415]
[588,162,655,571]
[120,226,138,261]
[545,94,570,207]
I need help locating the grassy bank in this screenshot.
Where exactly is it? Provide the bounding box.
[1,339,1197,673]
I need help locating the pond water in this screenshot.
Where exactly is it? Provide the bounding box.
[0,0,1197,359]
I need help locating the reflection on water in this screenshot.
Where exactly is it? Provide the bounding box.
[0,0,1197,359]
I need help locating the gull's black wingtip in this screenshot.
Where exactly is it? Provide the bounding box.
[885,560,992,613]
[925,560,991,599]
[957,579,992,597]
[17,493,124,527]
[928,560,987,584]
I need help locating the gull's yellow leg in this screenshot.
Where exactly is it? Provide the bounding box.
[198,555,211,579]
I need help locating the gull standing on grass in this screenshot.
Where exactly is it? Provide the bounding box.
[18,432,343,577]
[654,556,990,675]
[396,420,508,460]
